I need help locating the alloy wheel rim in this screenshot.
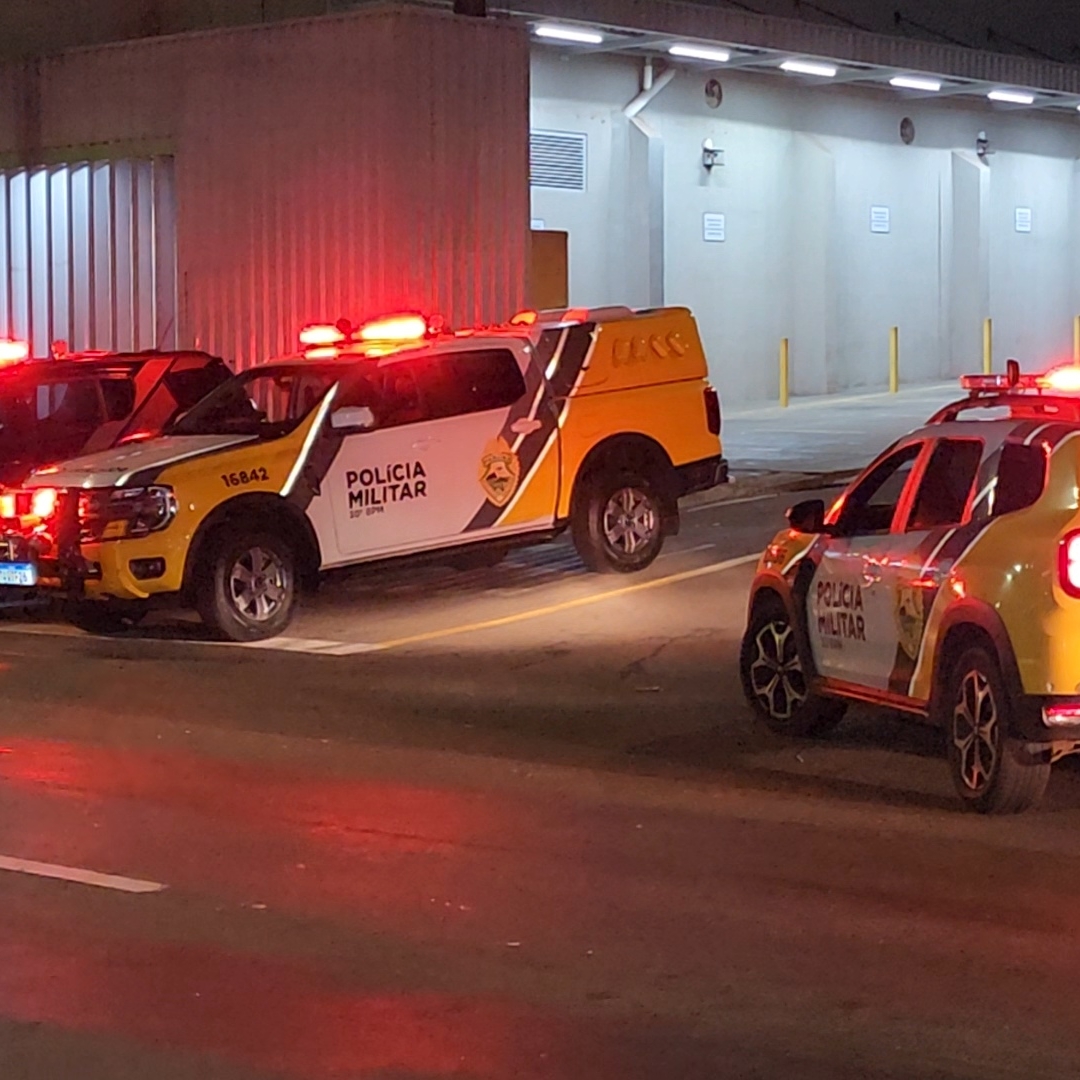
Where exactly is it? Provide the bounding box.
[602,487,658,556]
[228,546,288,623]
[749,620,807,721]
[952,668,999,793]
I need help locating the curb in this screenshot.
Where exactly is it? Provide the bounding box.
[685,468,857,510]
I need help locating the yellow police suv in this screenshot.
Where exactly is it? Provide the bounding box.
[741,360,1080,814]
[19,307,725,641]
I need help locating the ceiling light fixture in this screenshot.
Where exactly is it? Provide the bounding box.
[669,44,731,64]
[889,75,942,92]
[534,24,603,45]
[988,89,1035,105]
[780,59,838,78]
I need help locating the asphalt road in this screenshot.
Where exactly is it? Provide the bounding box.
[3,488,1080,1079]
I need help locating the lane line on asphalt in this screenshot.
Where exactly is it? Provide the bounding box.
[0,855,166,894]
[687,494,777,512]
[353,553,761,653]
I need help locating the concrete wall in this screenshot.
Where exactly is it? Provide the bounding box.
[531,51,1080,404]
[0,7,530,368]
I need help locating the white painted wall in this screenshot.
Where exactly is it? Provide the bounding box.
[530,50,1080,404]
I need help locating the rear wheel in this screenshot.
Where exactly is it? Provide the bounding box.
[195,530,297,642]
[945,645,1050,814]
[740,601,845,737]
[571,471,666,573]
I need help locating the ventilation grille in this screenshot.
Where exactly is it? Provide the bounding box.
[530,130,587,191]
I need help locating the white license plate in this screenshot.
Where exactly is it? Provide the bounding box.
[0,563,37,587]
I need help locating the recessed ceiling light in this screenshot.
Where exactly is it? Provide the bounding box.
[534,24,603,45]
[988,89,1035,105]
[889,75,942,93]
[780,59,838,78]
[669,44,731,64]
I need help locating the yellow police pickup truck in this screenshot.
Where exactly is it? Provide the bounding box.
[17,306,726,640]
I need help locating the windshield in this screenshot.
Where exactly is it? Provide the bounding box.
[169,365,339,439]
[0,378,110,463]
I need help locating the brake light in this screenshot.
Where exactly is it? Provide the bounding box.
[703,385,721,436]
[30,487,58,520]
[1059,531,1080,597]
[1044,703,1080,727]
[0,340,29,366]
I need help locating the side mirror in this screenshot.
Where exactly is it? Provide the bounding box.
[330,406,375,433]
[786,498,826,533]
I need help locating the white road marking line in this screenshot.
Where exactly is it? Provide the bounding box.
[666,542,716,556]
[241,637,343,652]
[687,494,777,512]
[0,855,166,894]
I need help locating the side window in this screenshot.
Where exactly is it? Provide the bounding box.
[906,438,983,531]
[422,349,527,421]
[834,443,922,536]
[991,442,1047,516]
[100,377,137,421]
[164,360,233,412]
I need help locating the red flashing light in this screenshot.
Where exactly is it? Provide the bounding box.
[510,310,539,326]
[303,346,341,360]
[30,487,58,520]
[1042,366,1080,393]
[359,313,429,343]
[0,340,30,366]
[299,324,346,347]
[564,308,589,323]
[0,493,14,519]
[1059,531,1080,598]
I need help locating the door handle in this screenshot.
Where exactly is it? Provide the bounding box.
[510,417,543,436]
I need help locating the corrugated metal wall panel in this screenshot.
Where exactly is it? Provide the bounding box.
[0,7,530,370]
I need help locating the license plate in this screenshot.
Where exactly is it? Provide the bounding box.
[0,563,37,587]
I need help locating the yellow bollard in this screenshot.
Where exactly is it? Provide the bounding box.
[889,326,899,394]
[779,338,790,408]
[983,318,993,375]
[1074,315,1080,366]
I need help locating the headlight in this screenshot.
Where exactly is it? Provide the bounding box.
[78,486,178,543]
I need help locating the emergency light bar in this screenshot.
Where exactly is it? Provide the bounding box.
[299,312,444,358]
[960,360,1080,394]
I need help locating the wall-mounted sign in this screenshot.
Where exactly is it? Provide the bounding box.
[870,206,891,234]
[1015,207,1033,233]
[703,212,726,243]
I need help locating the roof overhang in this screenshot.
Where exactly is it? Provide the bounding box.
[496,0,1080,114]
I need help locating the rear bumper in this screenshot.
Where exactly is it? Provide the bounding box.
[1013,695,1080,744]
[675,454,729,497]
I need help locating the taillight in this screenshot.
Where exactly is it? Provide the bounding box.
[1059,531,1080,597]
[704,385,721,436]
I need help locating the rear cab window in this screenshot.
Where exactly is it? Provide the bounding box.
[991,442,1047,516]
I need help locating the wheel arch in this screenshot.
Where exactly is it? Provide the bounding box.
[182,493,323,595]
[930,600,1024,729]
[570,433,678,525]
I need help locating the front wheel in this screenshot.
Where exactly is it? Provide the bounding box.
[740,602,845,737]
[571,472,666,574]
[195,530,297,642]
[945,645,1050,814]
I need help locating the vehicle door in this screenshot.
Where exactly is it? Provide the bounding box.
[882,436,986,697]
[808,440,925,689]
[321,345,541,562]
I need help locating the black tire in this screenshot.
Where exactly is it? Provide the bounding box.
[944,645,1050,814]
[571,470,666,574]
[740,600,845,737]
[194,529,297,642]
[64,600,147,636]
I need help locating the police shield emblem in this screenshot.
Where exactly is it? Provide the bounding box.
[894,583,926,661]
[479,437,521,508]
